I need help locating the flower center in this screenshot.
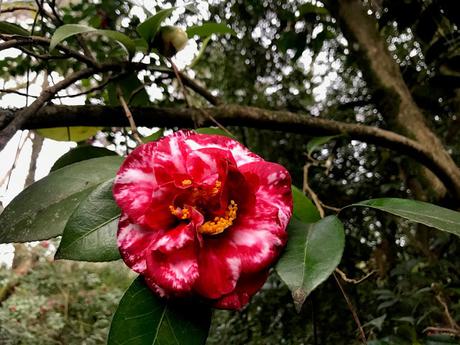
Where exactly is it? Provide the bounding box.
[169,205,190,220]
[181,179,192,187]
[198,200,238,236]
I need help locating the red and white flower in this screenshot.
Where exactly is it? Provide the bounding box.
[113,130,292,309]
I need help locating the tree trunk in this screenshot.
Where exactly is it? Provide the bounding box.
[328,0,460,201]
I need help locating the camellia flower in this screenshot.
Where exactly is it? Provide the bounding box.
[113,130,292,310]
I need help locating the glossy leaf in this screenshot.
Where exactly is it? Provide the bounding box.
[0,21,30,36]
[350,198,460,237]
[142,129,164,143]
[195,127,236,139]
[136,8,176,44]
[292,185,321,223]
[51,145,116,172]
[50,24,136,56]
[0,156,123,243]
[108,276,212,345]
[306,135,341,155]
[55,179,120,262]
[186,22,236,38]
[37,126,102,142]
[107,73,150,107]
[189,36,211,68]
[276,216,345,311]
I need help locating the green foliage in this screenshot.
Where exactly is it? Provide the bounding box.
[276,216,345,311]
[51,146,116,172]
[186,22,236,38]
[0,21,30,36]
[136,8,176,45]
[306,135,342,155]
[108,276,212,345]
[2,0,460,344]
[0,156,122,243]
[37,126,102,142]
[50,24,136,57]
[56,179,120,262]
[195,127,236,139]
[350,198,460,237]
[0,252,133,345]
[291,185,321,223]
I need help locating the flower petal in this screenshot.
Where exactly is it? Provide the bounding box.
[222,161,292,273]
[213,270,269,310]
[113,142,158,224]
[193,242,241,299]
[146,230,199,294]
[185,134,262,167]
[240,161,292,229]
[153,130,194,185]
[117,213,160,274]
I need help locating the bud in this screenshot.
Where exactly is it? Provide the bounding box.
[153,26,188,57]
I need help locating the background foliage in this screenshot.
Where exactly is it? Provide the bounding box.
[1,0,460,344]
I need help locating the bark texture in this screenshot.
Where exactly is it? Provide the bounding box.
[328,0,460,200]
[2,103,460,198]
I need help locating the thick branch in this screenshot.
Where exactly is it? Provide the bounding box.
[0,63,123,151]
[3,103,460,198]
[328,0,460,199]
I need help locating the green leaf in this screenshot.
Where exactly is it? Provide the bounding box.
[37,126,102,142]
[0,21,30,36]
[55,179,120,262]
[298,3,329,16]
[107,73,150,106]
[195,127,236,139]
[189,36,211,68]
[275,216,345,311]
[0,156,123,243]
[306,135,341,155]
[142,129,164,143]
[350,198,460,237]
[51,146,116,172]
[292,185,321,223]
[186,22,236,38]
[108,276,212,345]
[136,7,176,44]
[50,24,136,56]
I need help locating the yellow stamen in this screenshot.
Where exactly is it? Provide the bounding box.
[198,200,238,235]
[211,180,222,196]
[169,205,190,220]
[181,179,192,186]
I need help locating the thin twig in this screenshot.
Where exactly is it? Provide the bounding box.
[335,268,376,284]
[435,293,460,331]
[168,57,191,107]
[0,131,30,189]
[0,89,38,98]
[0,6,36,13]
[0,62,123,151]
[424,327,460,337]
[116,86,143,146]
[334,273,368,344]
[200,109,235,137]
[58,74,117,99]
[303,163,325,218]
[0,34,97,67]
[320,201,341,212]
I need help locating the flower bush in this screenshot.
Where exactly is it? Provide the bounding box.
[113,130,292,309]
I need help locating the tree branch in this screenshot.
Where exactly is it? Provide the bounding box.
[327,0,460,200]
[3,103,460,198]
[0,63,123,151]
[0,34,96,67]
